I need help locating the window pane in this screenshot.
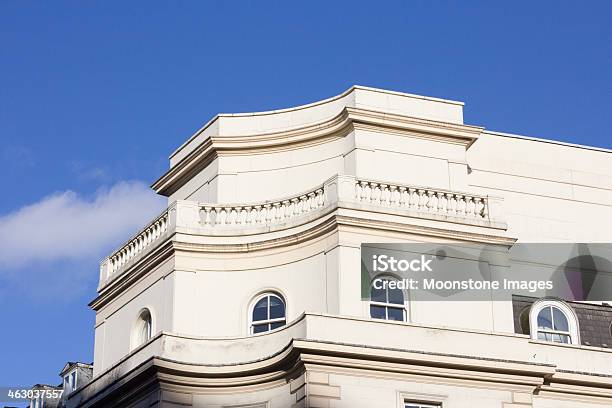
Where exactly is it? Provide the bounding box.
[371,285,386,303]
[552,333,570,344]
[269,296,285,319]
[387,307,404,321]
[370,305,386,319]
[405,405,440,408]
[537,331,551,341]
[388,287,404,305]
[270,321,285,330]
[537,307,553,330]
[252,297,268,322]
[253,323,269,334]
[552,307,569,332]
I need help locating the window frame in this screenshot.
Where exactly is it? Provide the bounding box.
[529,299,579,345]
[63,369,78,394]
[369,276,408,322]
[248,292,287,335]
[131,307,154,350]
[404,404,441,408]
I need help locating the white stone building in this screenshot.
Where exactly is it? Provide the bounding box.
[69,86,612,407]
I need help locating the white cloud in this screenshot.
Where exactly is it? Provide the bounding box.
[0,181,166,269]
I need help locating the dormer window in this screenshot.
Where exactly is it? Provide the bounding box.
[63,369,77,393]
[529,299,579,345]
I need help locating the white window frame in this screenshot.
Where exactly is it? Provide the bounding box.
[529,299,579,345]
[63,369,78,393]
[369,276,407,322]
[397,391,446,408]
[131,307,154,350]
[248,292,286,335]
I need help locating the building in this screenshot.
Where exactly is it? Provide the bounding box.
[67,86,612,407]
[27,363,93,408]
[28,384,62,408]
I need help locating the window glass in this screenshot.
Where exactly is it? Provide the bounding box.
[552,307,569,331]
[270,321,284,330]
[370,304,386,319]
[253,324,268,334]
[388,287,404,304]
[371,286,386,303]
[269,296,285,319]
[253,298,268,321]
[250,293,286,334]
[533,302,576,345]
[537,306,553,330]
[387,307,404,321]
[370,278,406,322]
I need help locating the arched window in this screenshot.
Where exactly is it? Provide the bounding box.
[370,277,406,322]
[250,293,286,334]
[132,308,152,349]
[529,300,578,345]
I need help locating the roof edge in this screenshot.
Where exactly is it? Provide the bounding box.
[169,85,465,159]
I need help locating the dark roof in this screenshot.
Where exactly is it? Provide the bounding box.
[513,295,612,348]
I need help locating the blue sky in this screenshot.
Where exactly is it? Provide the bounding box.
[1,0,611,393]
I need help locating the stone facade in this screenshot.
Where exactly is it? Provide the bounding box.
[66,86,612,407]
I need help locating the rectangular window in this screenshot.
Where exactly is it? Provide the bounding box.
[71,371,77,390]
[405,403,441,408]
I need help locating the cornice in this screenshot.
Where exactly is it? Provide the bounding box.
[152,106,484,196]
[72,336,612,408]
[152,110,351,196]
[169,85,465,161]
[346,106,483,147]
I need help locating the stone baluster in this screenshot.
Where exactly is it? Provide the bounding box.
[480,198,488,219]
[445,193,455,215]
[361,181,370,202]
[307,192,315,211]
[456,195,466,216]
[408,188,418,209]
[425,191,435,212]
[465,196,475,217]
[289,198,298,218]
[436,191,445,213]
[273,202,282,222]
[316,188,324,207]
[253,205,262,224]
[380,184,389,205]
[398,186,408,207]
[263,204,273,223]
